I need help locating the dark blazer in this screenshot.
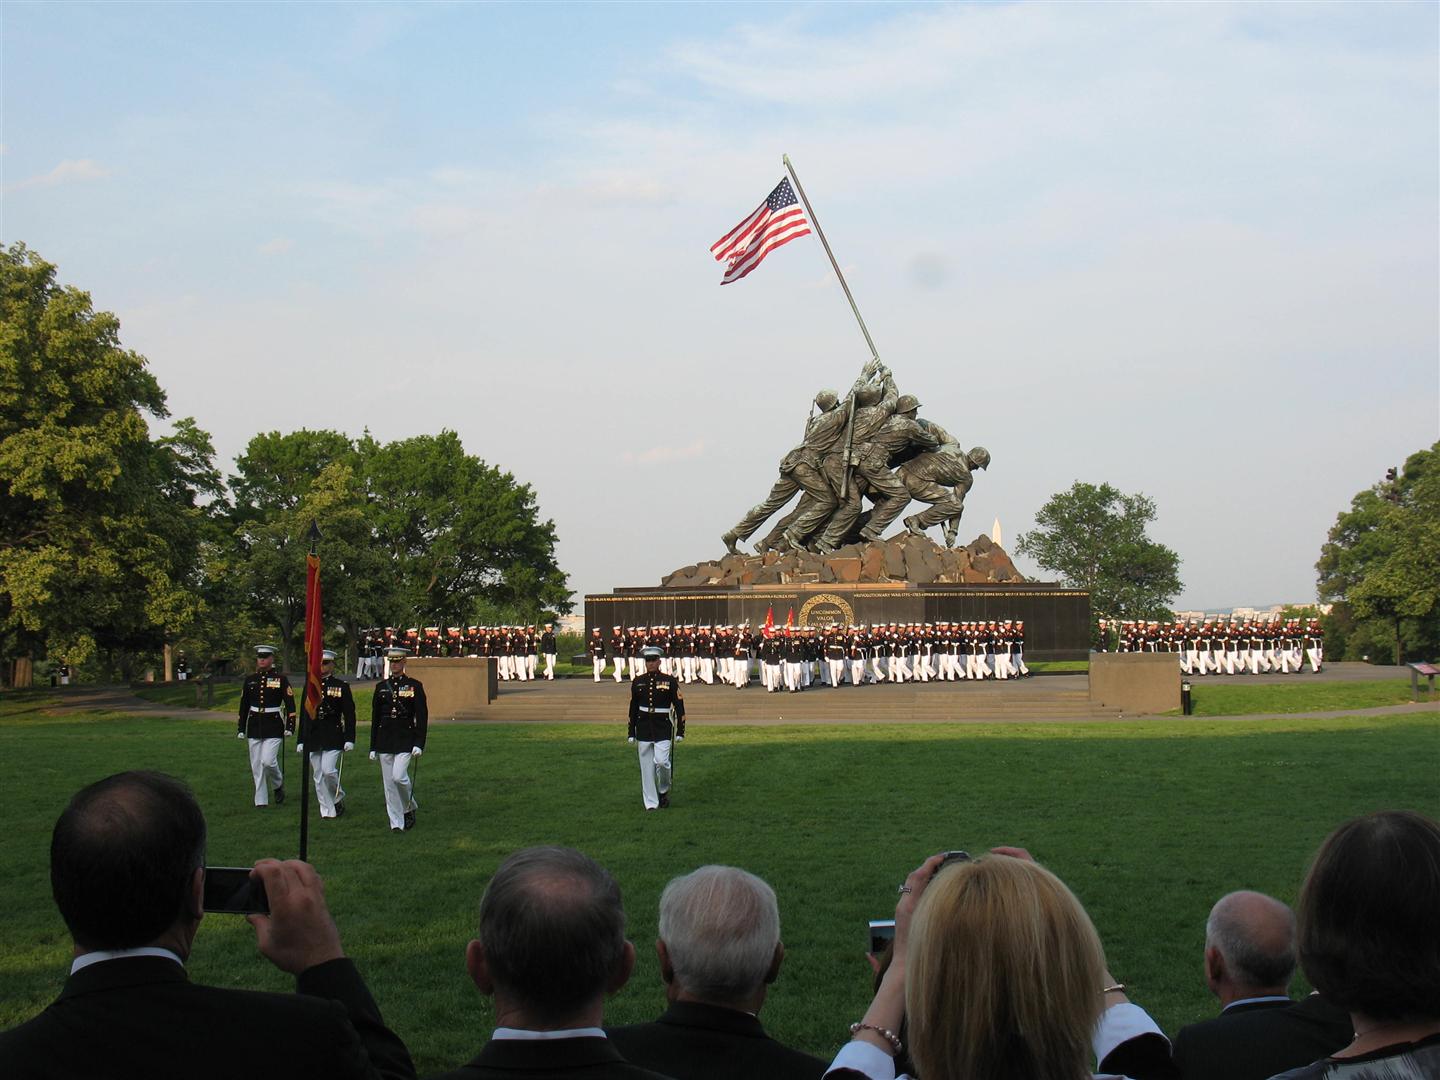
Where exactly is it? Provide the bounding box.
[1172,994,1353,1080]
[427,1035,674,1079]
[0,955,414,1080]
[607,1001,827,1080]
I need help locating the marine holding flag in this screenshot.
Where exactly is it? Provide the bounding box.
[297,649,356,820]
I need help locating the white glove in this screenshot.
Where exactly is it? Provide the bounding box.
[369,750,378,761]
[236,732,245,740]
[296,743,304,754]
[343,742,354,752]
[627,737,636,744]
[677,736,685,742]
[411,746,423,757]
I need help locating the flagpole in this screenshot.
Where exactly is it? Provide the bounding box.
[782,154,879,362]
[299,520,322,863]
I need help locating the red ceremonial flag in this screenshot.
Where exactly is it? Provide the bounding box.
[786,607,795,629]
[764,605,775,636]
[302,552,323,725]
[710,177,812,285]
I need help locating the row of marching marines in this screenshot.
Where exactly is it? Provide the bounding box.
[585,621,1032,687]
[1098,617,1325,674]
[355,626,560,681]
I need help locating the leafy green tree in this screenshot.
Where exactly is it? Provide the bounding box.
[359,431,571,624]
[0,243,215,678]
[1015,481,1183,622]
[1317,444,1440,664]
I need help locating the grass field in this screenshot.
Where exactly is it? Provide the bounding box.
[2,694,1437,1075]
[1180,678,1416,716]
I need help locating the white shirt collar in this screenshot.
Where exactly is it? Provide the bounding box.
[1222,994,1292,1012]
[71,947,185,975]
[491,1027,605,1041]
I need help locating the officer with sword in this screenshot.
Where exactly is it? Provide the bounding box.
[627,645,686,811]
[236,644,296,807]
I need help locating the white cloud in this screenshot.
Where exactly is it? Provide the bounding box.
[6,158,112,192]
[623,440,707,466]
[257,237,294,256]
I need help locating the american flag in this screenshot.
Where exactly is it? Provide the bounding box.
[710,177,812,285]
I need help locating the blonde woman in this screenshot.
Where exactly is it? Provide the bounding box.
[827,848,1168,1080]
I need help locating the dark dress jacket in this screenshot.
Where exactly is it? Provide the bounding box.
[607,1000,827,1080]
[426,1035,675,1080]
[0,955,414,1080]
[1172,994,1353,1080]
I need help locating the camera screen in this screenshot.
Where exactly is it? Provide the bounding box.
[202,867,269,914]
[868,918,895,955]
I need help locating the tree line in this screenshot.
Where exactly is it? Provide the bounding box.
[1,244,570,684]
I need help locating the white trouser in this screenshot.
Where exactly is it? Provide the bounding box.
[783,661,802,691]
[526,654,537,679]
[593,657,605,681]
[1307,647,1323,671]
[637,739,672,809]
[827,659,846,686]
[613,657,626,682]
[801,660,813,687]
[916,654,932,681]
[1182,649,1196,675]
[544,653,556,679]
[378,751,416,830]
[764,662,781,690]
[309,750,345,817]
[681,656,695,683]
[248,737,283,806]
[888,656,908,682]
[497,656,511,680]
[699,658,714,684]
[967,653,985,679]
[870,656,887,682]
[734,657,751,687]
[718,656,733,683]
[847,658,865,684]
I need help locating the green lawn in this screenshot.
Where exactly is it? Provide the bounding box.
[1181,678,1416,716]
[2,701,1437,1075]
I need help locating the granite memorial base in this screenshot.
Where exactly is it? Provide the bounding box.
[1089,653,1179,714]
[585,582,1091,662]
[405,657,497,719]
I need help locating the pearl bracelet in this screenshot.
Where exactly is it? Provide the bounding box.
[849,1021,903,1055]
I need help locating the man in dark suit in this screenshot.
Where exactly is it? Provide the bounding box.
[429,846,673,1080]
[1172,891,1350,1080]
[608,865,826,1080]
[0,770,413,1080]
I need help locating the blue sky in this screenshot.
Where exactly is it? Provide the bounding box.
[5,1,1437,609]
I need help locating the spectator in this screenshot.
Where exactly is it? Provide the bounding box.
[608,865,827,1079]
[429,846,672,1080]
[1172,891,1350,1080]
[825,848,1171,1080]
[0,770,414,1080]
[1268,810,1440,1079]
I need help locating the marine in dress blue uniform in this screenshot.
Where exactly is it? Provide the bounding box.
[627,646,686,811]
[236,644,296,807]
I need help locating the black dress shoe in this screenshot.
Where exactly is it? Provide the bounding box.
[333,798,346,818]
[273,785,285,806]
[403,809,416,830]
[658,792,670,809]
[392,827,403,833]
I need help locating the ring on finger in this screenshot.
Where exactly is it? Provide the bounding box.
[897,884,912,894]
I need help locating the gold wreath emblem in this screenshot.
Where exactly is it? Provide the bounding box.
[799,593,856,627]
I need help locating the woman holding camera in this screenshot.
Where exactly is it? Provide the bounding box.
[826,848,1169,1080]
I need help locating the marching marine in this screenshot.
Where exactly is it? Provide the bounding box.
[296,648,356,819]
[369,647,428,832]
[236,644,296,808]
[627,645,686,811]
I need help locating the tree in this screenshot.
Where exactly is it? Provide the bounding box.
[359,431,571,623]
[0,244,215,679]
[1317,444,1440,664]
[1015,481,1183,622]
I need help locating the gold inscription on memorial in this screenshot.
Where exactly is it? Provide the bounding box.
[799,592,856,628]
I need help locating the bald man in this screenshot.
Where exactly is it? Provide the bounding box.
[1172,891,1350,1080]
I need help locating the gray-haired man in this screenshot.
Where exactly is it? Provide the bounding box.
[608,865,825,1080]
